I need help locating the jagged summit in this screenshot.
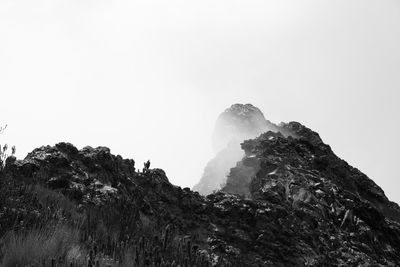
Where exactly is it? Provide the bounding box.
[219,103,264,120]
[212,103,277,153]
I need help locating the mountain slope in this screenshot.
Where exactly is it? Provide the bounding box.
[223,122,400,265]
[1,119,400,265]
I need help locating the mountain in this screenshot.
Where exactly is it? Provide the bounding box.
[211,103,278,153]
[1,107,400,266]
[193,104,279,195]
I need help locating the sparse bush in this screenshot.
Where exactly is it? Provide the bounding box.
[0,125,15,172]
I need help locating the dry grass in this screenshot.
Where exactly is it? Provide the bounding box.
[29,184,84,224]
[1,224,82,267]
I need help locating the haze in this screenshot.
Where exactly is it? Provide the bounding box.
[1,1,399,203]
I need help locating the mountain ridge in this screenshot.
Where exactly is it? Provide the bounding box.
[1,108,400,265]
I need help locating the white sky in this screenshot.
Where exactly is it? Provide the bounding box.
[1,0,400,203]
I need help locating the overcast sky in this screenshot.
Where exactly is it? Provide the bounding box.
[1,0,400,203]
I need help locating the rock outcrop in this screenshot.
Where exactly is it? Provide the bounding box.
[222,122,400,265]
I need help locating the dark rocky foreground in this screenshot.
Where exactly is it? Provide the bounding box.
[1,122,400,266]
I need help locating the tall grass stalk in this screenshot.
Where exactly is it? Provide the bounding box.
[1,224,81,267]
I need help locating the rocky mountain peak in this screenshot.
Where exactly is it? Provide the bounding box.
[223,103,262,118]
[212,103,277,153]
[194,103,279,195]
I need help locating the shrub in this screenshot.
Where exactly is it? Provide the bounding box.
[0,125,15,172]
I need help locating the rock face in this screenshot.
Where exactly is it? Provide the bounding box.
[193,104,278,195]
[2,112,400,265]
[222,123,400,265]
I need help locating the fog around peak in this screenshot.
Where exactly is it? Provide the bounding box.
[211,104,275,153]
[194,103,279,195]
[1,0,400,203]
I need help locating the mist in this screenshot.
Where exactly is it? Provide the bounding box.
[1,0,400,203]
[194,104,278,195]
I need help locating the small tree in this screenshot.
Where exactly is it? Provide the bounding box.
[0,125,16,172]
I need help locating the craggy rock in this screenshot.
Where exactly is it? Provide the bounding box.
[223,122,400,265]
[1,120,400,266]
